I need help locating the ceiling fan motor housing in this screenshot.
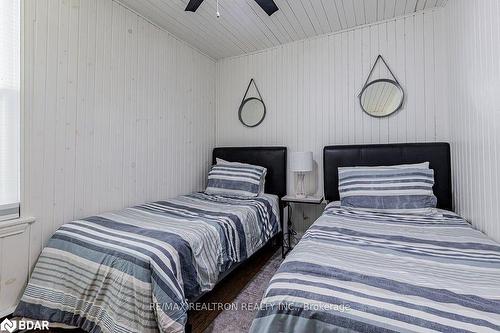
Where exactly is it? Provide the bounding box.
[185,0,279,16]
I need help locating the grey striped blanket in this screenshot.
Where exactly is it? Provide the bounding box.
[251,203,500,333]
[15,192,280,333]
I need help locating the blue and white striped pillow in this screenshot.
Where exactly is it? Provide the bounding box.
[338,166,437,214]
[205,163,267,198]
[216,158,266,194]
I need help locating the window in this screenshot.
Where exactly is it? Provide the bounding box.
[0,0,20,221]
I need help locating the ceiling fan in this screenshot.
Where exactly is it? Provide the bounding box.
[185,0,279,16]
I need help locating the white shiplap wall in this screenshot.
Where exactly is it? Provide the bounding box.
[1,0,215,315]
[445,0,500,242]
[216,10,449,231]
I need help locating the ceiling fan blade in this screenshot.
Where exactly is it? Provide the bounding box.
[185,0,205,12]
[254,0,279,16]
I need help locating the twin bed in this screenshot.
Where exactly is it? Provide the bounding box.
[14,147,287,333]
[251,144,500,333]
[14,144,500,333]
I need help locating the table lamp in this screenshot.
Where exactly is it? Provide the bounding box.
[290,151,313,198]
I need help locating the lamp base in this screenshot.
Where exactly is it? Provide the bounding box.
[295,172,307,198]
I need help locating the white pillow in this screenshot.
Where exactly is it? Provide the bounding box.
[216,158,230,165]
[346,162,430,170]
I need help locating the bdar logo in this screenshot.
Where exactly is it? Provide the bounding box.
[0,318,16,333]
[1,318,49,331]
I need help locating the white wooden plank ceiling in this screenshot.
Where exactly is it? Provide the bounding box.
[118,0,447,59]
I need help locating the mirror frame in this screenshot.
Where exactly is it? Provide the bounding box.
[238,78,267,128]
[359,55,404,118]
[358,78,405,118]
[238,96,267,128]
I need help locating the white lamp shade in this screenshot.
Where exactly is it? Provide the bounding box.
[290,151,313,172]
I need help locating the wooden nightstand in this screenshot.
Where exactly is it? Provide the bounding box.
[281,195,324,257]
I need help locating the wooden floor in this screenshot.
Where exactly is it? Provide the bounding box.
[187,241,279,333]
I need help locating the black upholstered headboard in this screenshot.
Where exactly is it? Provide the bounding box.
[323,143,452,210]
[212,147,287,198]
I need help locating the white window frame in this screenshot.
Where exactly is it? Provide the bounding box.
[0,0,21,222]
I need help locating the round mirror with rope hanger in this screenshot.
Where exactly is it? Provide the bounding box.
[238,78,267,128]
[358,55,405,118]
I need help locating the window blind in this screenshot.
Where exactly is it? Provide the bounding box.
[0,0,20,221]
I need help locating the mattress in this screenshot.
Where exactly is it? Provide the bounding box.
[251,202,500,333]
[14,192,280,333]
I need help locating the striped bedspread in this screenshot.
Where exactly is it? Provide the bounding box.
[251,203,500,333]
[14,192,280,333]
